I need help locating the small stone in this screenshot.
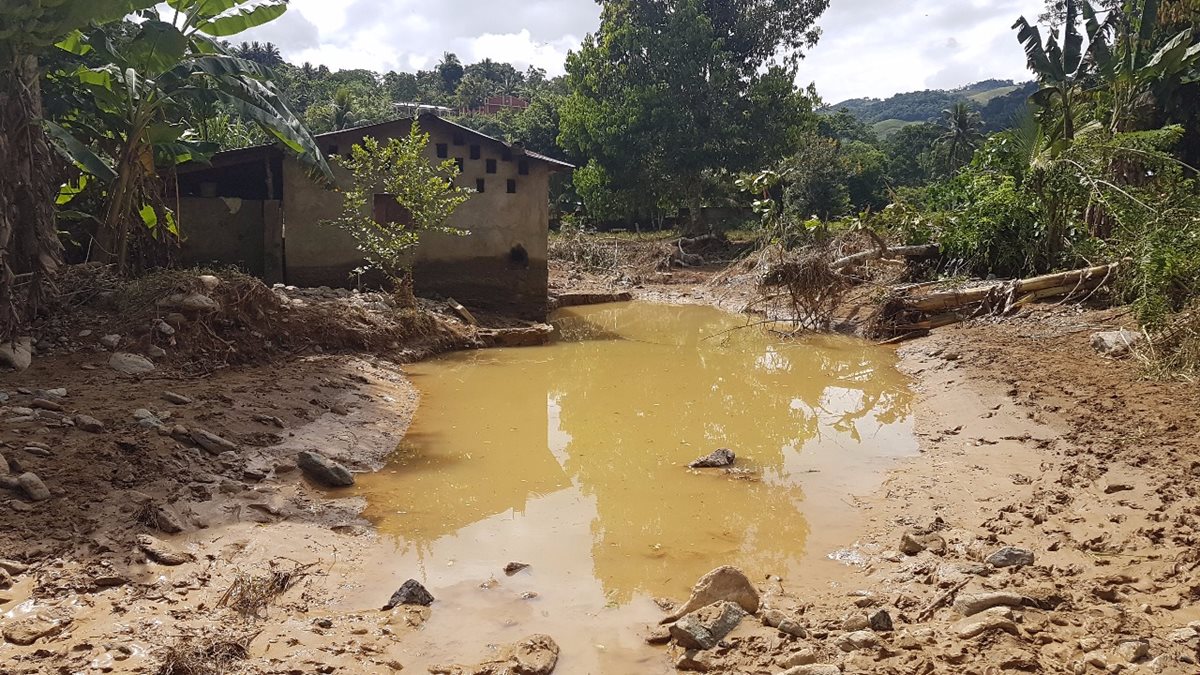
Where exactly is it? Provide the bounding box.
[1105,483,1134,494]
[99,334,121,349]
[842,615,869,631]
[382,579,434,609]
[669,601,745,650]
[1084,651,1108,668]
[837,630,880,652]
[146,346,167,359]
[954,613,1019,639]
[17,473,51,501]
[136,534,192,565]
[0,338,33,371]
[297,450,354,487]
[155,320,176,336]
[675,649,714,672]
[689,448,735,468]
[165,313,187,327]
[109,352,155,375]
[197,275,221,291]
[189,428,238,455]
[44,388,66,398]
[664,566,760,621]
[780,649,817,667]
[504,561,530,576]
[985,546,1034,568]
[0,453,8,475]
[953,591,1024,616]
[869,609,894,632]
[1168,627,1197,643]
[899,531,926,556]
[1113,640,1149,663]
[2,614,68,645]
[762,608,807,637]
[644,625,672,645]
[94,575,128,588]
[0,559,28,575]
[163,392,192,405]
[30,398,63,412]
[1091,329,1142,356]
[180,293,219,312]
[75,414,105,433]
[78,330,92,338]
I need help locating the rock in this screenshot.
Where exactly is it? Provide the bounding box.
[382,579,434,609]
[669,601,746,650]
[985,546,1034,568]
[836,630,880,652]
[44,388,66,398]
[197,275,221,291]
[1092,329,1142,356]
[147,346,167,359]
[297,450,354,487]
[508,634,559,675]
[0,337,33,371]
[155,320,176,336]
[99,334,121,349]
[2,614,68,645]
[689,448,735,468]
[841,615,869,631]
[0,453,8,475]
[1113,640,1149,663]
[780,649,817,667]
[133,408,163,428]
[953,590,1024,616]
[145,505,185,534]
[163,391,192,405]
[0,559,28,575]
[30,398,63,412]
[899,530,945,556]
[779,666,841,675]
[762,608,807,637]
[180,292,219,312]
[17,473,50,501]
[1167,627,1197,643]
[190,428,238,455]
[676,649,715,672]
[74,414,106,433]
[136,534,192,565]
[504,561,530,576]
[869,609,894,632]
[954,613,1020,639]
[1105,482,1134,494]
[644,625,672,645]
[109,352,155,375]
[165,312,187,327]
[663,566,760,622]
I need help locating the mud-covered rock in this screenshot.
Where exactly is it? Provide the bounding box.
[74,414,106,433]
[953,590,1024,616]
[382,579,434,609]
[689,448,735,468]
[676,649,715,672]
[2,613,69,645]
[985,546,1034,568]
[190,428,238,455]
[836,630,880,652]
[109,352,155,375]
[1091,329,1142,356]
[431,633,558,675]
[779,665,841,675]
[664,566,760,622]
[670,601,746,650]
[136,534,192,565]
[954,613,1019,639]
[297,450,354,487]
[762,608,807,637]
[17,472,50,501]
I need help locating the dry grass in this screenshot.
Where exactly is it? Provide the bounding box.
[156,630,256,675]
[218,559,317,618]
[1140,304,1200,380]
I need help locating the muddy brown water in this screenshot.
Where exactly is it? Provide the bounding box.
[346,302,915,672]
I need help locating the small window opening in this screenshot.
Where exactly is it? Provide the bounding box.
[506,179,517,194]
[452,132,465,146]
[476,178,485,193]
[454,157,464,171]
[518,159,530,175]
[501,148,513,162]
[486,159,497,174]
[469,145,481,160]
[436,143,448,158]
[509,244,529,267]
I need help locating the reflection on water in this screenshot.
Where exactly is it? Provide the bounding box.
[350,302,914,670]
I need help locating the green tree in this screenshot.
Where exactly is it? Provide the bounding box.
[324,123,473,296]
[884,122,942,186]
[937,102,985,170]
[232,40,283,67]
[436,52,464,94]
[560,0,827,232]
[50,0,328,273]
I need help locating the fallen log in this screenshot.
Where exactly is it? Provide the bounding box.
[904,263,1117,314]
[831,244,939,271]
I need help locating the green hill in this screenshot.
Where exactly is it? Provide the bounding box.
[825,79,1037,134]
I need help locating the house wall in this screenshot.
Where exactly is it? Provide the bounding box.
[282,120,550,318]
[177,197,276,276]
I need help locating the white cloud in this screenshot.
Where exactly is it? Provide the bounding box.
[235,0,1048,101]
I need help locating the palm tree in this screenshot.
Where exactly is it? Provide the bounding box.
[937,102,985,170]
[326,87,358,130]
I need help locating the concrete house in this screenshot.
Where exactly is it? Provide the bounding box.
[173,114,572,319]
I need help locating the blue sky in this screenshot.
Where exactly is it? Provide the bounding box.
[238,0,1047,102]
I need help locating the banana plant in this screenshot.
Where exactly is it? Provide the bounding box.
[49,0,330,273]
[1012,0,1113,151]
[1097,0,1200,132]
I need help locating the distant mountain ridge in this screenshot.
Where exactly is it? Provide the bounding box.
[824,79,1038,137]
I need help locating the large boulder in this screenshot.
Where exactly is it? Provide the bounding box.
[297,451,354,487]
[663,566,760,623]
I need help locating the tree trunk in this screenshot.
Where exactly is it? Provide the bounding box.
[0,49,62,341]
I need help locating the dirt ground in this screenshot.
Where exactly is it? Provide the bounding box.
[2,261,1199,674]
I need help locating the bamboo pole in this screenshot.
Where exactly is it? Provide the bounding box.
[903,263,1117,313]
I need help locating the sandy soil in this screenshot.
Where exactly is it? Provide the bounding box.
[2,264,1199,674]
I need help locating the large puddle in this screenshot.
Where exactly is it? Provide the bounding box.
[348,302,915,671]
